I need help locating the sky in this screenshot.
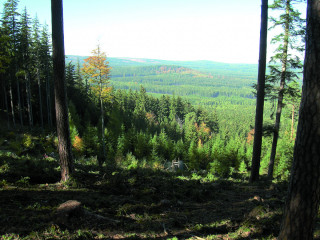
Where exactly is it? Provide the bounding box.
[1,0,307,64]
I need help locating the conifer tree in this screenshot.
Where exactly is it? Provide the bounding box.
[31,15,44,128]
[51,0,74,182]
[18,7,33,127]
[75,57,83,90]
[267,0,305,179]
[278,0,320,238]
[250,0,268,182]
[285,81,301,139]
[0,24,11,128]
[40,24,53,127]
[184,112,198,144]
[133,86,148,131]
[159,95,170,123]
[82,44,111,165]
[2,0,20,127]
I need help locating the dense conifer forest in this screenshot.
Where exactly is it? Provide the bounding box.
[2,0,319,239]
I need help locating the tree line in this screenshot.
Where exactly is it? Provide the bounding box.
[0,0,53,129]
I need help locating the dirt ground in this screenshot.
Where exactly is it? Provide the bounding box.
[0,167,299,240]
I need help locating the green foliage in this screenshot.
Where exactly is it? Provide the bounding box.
[83,124,99,156]
[209,134,245,177]
[1,234,21,240]
[0,151,60,184]
[0,0,297,179]
[8,140,22,155]
[122,152,139,170]
[274,135,294,180]
[15,176,30,187]
[22,133,33,148]
[0,179,8,187]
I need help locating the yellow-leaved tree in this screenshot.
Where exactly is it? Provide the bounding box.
[82,44,112,165]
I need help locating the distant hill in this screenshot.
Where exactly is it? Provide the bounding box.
[66,55,258,77]
[66,55,258,106]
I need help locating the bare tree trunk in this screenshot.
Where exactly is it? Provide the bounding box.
[9,79,15,127]
[99,49,106,166]
[268,0,290,179]
[46,66,53,127]
[16,79,23,127]
[25,72,33,127]
[2,77,10,129]
[51,0,74,182]
[290,104,295,140]
[37,68,44,129]
[250,0,268,182]
[100,95,106,166]
[278,1,320,238]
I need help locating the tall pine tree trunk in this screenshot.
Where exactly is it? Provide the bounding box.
[100,95,106,166]
[278,0,320,238]
[46,65,52,127]
[16,79,23,127]
[268,0,290,179]
[290,104,295,139]
[2,77,10,129]
[9,78,15,127]
[250,0,268,182]
[51,0,74,182]
[25,72,33,127]
[99,70,106,166]
[37,67,44,128]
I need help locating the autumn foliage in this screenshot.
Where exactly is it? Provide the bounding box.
[82,46,112,101]
[72,135,84,152]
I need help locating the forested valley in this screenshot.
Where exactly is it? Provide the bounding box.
[1,0,319,239]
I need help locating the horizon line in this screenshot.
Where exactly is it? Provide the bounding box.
[65,55,258,65]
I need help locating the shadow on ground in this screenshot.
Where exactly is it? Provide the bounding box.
[0,162,291,239]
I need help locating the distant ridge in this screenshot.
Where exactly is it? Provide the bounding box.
[66,55,258,76]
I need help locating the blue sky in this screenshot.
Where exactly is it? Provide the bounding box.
[2,0,307,63]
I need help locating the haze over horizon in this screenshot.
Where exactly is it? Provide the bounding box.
[2,0,306,64]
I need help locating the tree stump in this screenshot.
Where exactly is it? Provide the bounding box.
[54,200,120,227]
[55,200,83,226]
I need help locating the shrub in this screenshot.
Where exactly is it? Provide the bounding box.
[22,134,33,148]
[209,157,231,177]
[15,176,30,187]
[274,136,294,180]
[8,140,22,155]
[83,125,99,156]
[120,152,139,170]
[72,135,84,154]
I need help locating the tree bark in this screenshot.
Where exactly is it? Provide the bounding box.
[278,1,320,239]
[51,0,74,182]
[99,45,106,165]
[25,72,33,127]
[100,94,106,165]
[37,67,44,129]
[9,79,15,127]
[2,76,10,129]
[16,79,23,127]
[46,64,53,127]
[250,0,268,182]
[290,104,295,140]
[268,0,290,179]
